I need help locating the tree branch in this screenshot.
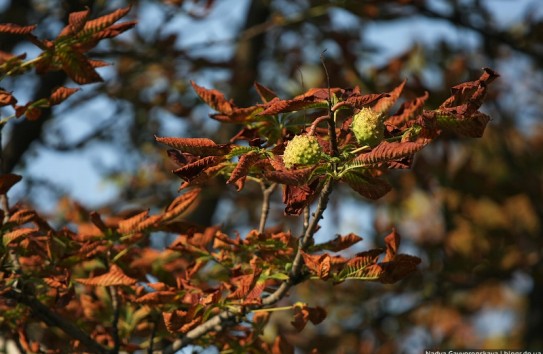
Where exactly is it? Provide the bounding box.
[258,182,277,234]
[4,290,109,354]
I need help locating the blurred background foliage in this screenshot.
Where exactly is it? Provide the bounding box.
[1,0,543,352]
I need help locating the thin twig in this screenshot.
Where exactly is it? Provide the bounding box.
[1,193,10,224]
[159,308,240,354]
[258,182,277,234]
[303,206,310,234]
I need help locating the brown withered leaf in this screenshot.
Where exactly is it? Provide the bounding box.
[379,254,421,284]
[383,229,400,263]
[386,92,429,129]
[254,81,278,103]
[227,265,263,301]
[163,307,202,334]
[2,228,38,246]
[191,81,234,114]
[301,252,332,280]
[291,303,327,332]
[48,86,80,105]
[211,105,264,123]
[76,264,137,286]
[90,21,137,41]
[0,173,22,194]
[227,151,261,186]
[312,233,363,252]
[135,290,177,304]
[58,48,103,84]
[264,165,315,186]
[156,136,231,156]
[431,68,498,138]
[283,179,322,215]
[333,93,389,111]
[372,80,406,113]
[118,210,150,234]
[354,141,428,166]
[8,209,38,225]
[430,109,491,138]
[162,188,200,221]
[440,68,499,110]
[336,249,383,282]
[342,171,392,200]
[178,161,228,189]
[173,156,225,182]
[81,7,132,36]
[0,23,37,35]
[59,9,90,37]
[0,89,17,106]
[259,87,342,116]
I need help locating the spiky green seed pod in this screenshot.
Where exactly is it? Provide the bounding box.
[351,107,384,147]
[283,135,322,169]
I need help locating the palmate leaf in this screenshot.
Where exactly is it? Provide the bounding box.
[341,171,391,200]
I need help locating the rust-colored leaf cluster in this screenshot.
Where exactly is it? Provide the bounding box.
[159,68,498,215]
[0,7,134,121]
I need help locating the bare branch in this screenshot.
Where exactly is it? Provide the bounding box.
[258,182,277,234]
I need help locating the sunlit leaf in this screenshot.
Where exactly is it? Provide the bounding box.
[76,264,137,286]
[0,23,37,35]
